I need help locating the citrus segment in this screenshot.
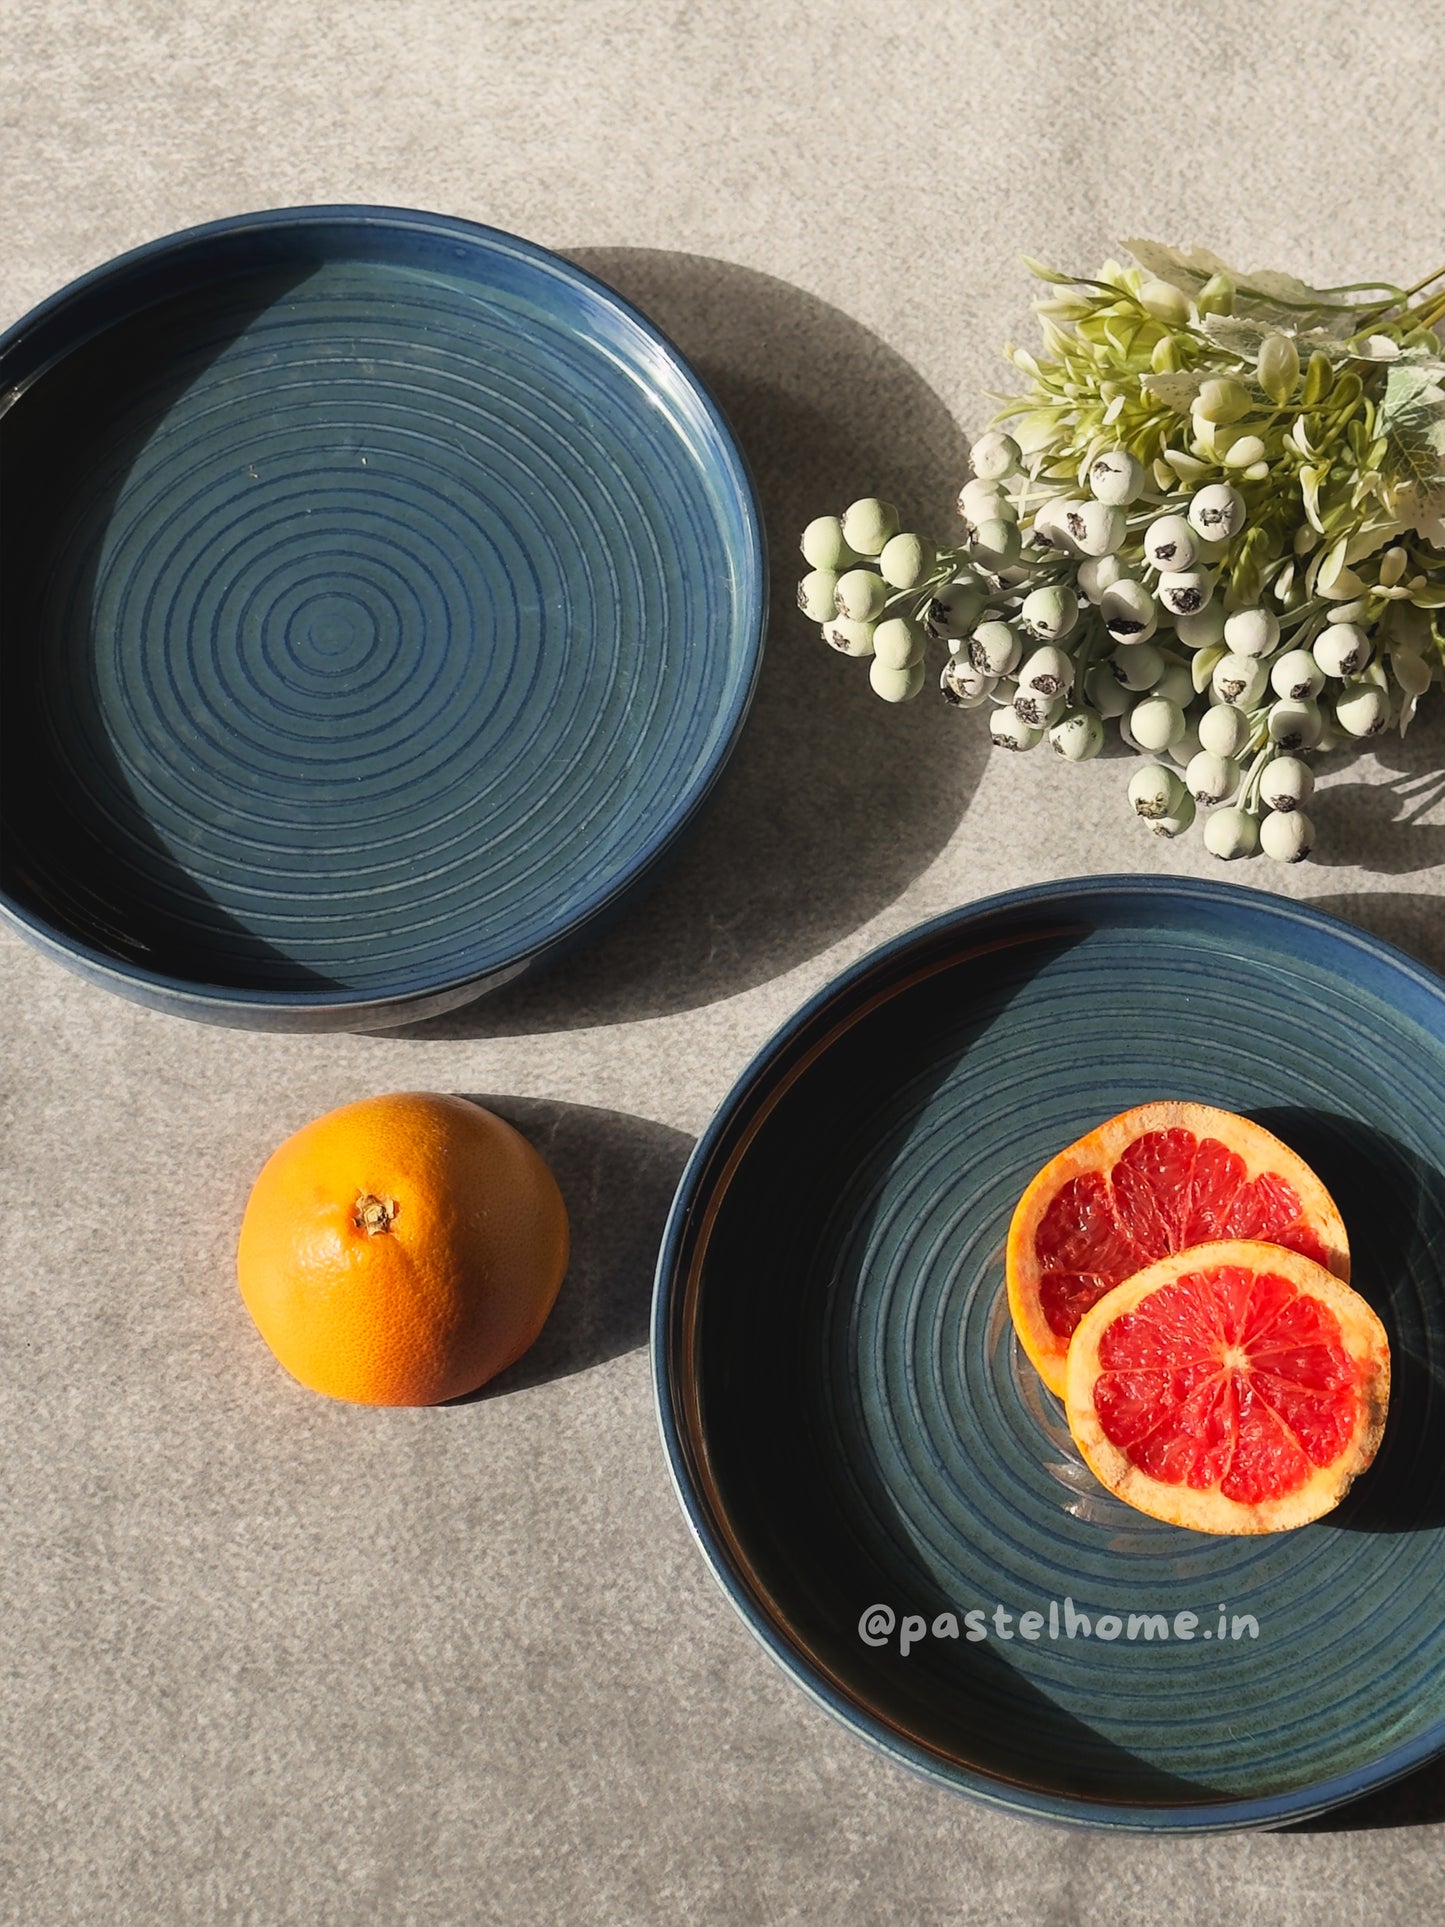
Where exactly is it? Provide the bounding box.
[1065,1240,1389,1533]
[1006,1102,1349,1396]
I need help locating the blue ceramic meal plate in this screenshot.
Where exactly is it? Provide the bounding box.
[653,877,1445,1830]
[0,207,765,1028]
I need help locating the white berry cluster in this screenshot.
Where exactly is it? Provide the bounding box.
[797,244,1445,863]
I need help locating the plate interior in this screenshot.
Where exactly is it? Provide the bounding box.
[676,891,1445,1818]
[0,220,758,994]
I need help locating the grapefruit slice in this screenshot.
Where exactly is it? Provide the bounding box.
[1006,1102,1349,1397]
[1064,1241,1390,1534]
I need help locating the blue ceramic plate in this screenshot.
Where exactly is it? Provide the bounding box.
[653,878,1445,1830]
[0,207,765,1028]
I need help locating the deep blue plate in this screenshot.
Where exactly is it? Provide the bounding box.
[653,878,1445,1830]
[0,207,765,1028]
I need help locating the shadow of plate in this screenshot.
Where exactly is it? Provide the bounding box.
[1280,1755,1445,1831]
[391,250,982,1038]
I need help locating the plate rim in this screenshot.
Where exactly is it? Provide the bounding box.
[651,874,1445,1830]
[0,203,768,1015]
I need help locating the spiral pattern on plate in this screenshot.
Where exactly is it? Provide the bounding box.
[0,216,762,1013]
[657,882,1445,1825]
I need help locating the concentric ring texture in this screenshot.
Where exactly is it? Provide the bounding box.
[0,210,763,1022]
[655,880,1445,1828]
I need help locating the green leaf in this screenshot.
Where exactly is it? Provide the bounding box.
[1035,295,1095,321]
[1037,315,1075,359]
[1013,409,1068,455]
[1376,365,1445,450]
[1120,240,1235,295]
[1229,527,1268,606]
[1326,568,1369,600]
[1202,317,1382,373]
[1317,534,1351,590]
[1300,464,1327,533]
[1104,315,1140,359]
[1140,370,1205,412]
[1344,521,1403,565]
[1198,315,1274,358]
[1375,364,1445,534]
[1192,644,1226,693]
[1121,240,1378,335]
[1161,447,1210,482]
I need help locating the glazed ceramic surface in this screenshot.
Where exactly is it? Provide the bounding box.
[654,877,1445,1829]
[0,207,765,1028]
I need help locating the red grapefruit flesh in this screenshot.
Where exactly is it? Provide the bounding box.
[1064,1240,1390,1533]
[1006,1102,1349,1397]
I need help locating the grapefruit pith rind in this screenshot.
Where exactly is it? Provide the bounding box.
[1005,1101,1350,1399]
[1064,1240,1389,1535]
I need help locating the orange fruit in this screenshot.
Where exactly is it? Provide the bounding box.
[236,1093,569,1405]
[1006,1101,1349,1397]
[1064,1240,1390,1534]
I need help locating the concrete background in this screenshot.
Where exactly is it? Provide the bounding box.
[2,2,1443,1920]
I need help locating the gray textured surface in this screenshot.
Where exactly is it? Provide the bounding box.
[3,2,1444,1920]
